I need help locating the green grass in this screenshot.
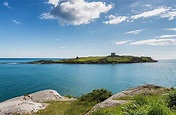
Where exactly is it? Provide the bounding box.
[91,105,124,115]
[57,56,105,63]
[34,101,95,115]
[29,55,157,64]
[56,56,156,64]
[34,88,112,115]
[16,87,175,115]
[92,92,176,115]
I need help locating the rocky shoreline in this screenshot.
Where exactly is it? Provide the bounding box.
[0,85,169,115]
[0,90,75,115]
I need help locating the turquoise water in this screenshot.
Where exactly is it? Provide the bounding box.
[0,58,176,102]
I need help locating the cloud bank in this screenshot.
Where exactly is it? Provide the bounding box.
[155,35,176,39]
[105,7,176,25]
[116,34,176,46]
[131,7,169,19]
[131,39,176,45]
[41,0,113,25]
[164,28,176,31]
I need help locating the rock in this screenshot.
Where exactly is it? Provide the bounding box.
[0,89,75,115]
[29,90,62,102]
[0,100,47,114]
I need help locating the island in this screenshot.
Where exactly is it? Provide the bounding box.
[28,53,157,64]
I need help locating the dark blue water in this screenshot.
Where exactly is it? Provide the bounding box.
[0,58,176,102]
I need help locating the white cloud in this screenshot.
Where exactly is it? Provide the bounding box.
[12,20,21,24]
[3,2,12,9]
[160,10,176,20]
[103,15,128,24]
[48,0,60,6]
[41,0,113,25]
[131,39,176,45]
[143,4,151,7]
[40,12,55,20]
[116,40,131,45]
[156,35,176,39]
[125,29,145,34]
[131,7,176,20]
[131,7,169,19]
[164,28,176,31]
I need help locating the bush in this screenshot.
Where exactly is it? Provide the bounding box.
[79,88,112,103]
[147,103,170,115]
[148,104,165,115]
[167,91,176,110]
[64,95,75,98]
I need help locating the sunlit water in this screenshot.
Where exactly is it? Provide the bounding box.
[0,58,176,102]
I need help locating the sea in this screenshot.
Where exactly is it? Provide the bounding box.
[0,58,176,102]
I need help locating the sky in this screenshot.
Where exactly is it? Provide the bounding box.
[0,0,176,59]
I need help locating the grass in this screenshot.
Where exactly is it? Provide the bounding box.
[34,101,95,115]
[33,88,112,115]
[29,55,157,64]
[92,90,176,115]
[15,87,176,115]
[56,56,156,64]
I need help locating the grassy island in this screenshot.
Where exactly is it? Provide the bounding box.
[28,55,157,64]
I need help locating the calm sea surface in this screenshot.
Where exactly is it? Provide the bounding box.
[0,58,176,102]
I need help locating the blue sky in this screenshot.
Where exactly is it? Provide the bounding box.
[0,0,176,59]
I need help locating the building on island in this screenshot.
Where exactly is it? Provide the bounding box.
[111,53,116,57]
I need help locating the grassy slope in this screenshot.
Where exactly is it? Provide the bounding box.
[34,101,95,115]
[91,91,176,115]
[32,87,176,115]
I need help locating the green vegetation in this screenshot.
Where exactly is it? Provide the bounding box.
[167,90,176,110]
[34,101,94,115]
[64,95,75,99]
[19,86,176,115]
[78,88,112,103]
[28,55,157,64]
[34,89,112,115]
[92,90,176,115]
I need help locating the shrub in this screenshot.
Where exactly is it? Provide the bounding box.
[64,95,75,98]
[148,104,165,115]
[79,88,112,103]
[167,91,176,110]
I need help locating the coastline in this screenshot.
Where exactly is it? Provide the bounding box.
[0,84,172,115]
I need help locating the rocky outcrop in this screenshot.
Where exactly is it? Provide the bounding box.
[0,90,75,115]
